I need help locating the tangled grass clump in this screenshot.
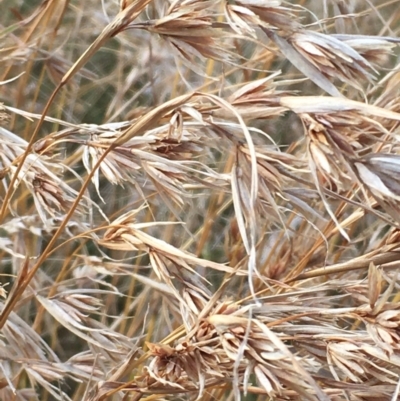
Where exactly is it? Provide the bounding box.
[2,1,400,400]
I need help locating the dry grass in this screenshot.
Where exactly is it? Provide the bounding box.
[1,0,400,400]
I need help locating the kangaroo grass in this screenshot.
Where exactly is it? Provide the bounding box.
[2,1,400,401]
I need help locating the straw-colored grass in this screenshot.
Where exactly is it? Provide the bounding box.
[1,0,400,400]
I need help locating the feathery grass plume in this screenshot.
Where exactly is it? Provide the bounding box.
[77,114,227,205]
[287,31,377,91]
[354,154,400,224]
[98,208,243,292]
[142,302,325,400]
[0,126,81,224]
[332,34,399,66]
[36,292,135,355]
[235,0,300,31]
[125,0,233,73]
[226,73,291,119]
[280,96,400,213]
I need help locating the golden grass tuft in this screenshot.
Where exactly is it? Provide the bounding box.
[1,1,400,400]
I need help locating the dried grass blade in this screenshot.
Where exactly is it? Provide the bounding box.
[280,96,400,120]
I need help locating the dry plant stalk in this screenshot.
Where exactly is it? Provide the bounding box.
[1,1,400,401]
